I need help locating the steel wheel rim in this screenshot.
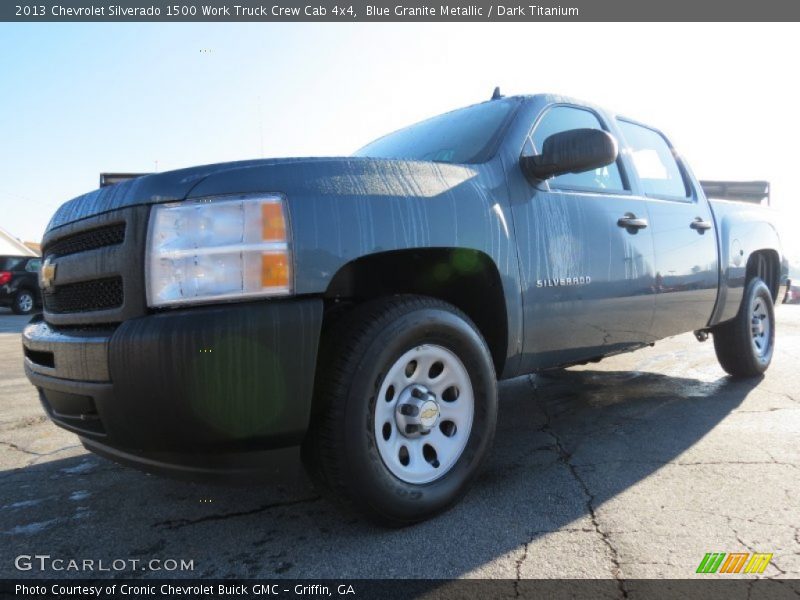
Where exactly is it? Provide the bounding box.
[374,344,474,485]
[18,293,33,312]
[749,295,771,358]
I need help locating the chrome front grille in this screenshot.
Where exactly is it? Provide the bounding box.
[42,206,149,326]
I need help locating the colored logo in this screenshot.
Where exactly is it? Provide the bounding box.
[696,552,773,574]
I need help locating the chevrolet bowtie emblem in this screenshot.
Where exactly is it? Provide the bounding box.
[420,407,438,420]
[40,258,57,290]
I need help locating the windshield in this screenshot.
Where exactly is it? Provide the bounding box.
[354,98,520,164]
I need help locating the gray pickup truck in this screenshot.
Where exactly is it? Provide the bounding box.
[22,93,789,525]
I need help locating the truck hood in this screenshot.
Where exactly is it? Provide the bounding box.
[47,157,479,232]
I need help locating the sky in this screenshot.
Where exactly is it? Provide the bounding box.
[1,22,799,256]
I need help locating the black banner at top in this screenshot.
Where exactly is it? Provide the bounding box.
[4,0,800,22]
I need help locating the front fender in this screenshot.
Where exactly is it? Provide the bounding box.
[188,156,524,375]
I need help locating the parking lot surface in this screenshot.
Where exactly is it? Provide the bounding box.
[1,307,799,585]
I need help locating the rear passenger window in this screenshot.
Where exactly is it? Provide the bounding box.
[0,257,25,271]
[617,120,689,199]
[26,259,41,272]
[529,106,626,192]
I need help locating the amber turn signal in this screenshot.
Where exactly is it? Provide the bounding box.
[262,202,287,242]
[261,252,290,289]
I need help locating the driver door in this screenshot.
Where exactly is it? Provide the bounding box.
[511,104,657,372]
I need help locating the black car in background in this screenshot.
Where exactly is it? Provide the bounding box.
[0,256,41,315]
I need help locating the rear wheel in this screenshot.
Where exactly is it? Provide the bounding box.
[712,277,775,377]
[303,295,498,526]
[12,290,35,315]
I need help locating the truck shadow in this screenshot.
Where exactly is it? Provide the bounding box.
[0,368,757,579]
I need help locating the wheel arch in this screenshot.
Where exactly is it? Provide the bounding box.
[745,249,781,300]
[15,284,37,295]
[322,248,508,376]
[709,209,783,326]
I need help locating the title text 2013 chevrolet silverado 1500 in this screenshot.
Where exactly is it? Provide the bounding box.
[22,93,789,524]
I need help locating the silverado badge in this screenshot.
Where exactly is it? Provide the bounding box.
[536,276,591,288]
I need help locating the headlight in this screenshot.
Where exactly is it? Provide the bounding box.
[146,194,291,307]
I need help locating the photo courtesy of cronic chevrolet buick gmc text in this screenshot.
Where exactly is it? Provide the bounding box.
[21,92,790,525]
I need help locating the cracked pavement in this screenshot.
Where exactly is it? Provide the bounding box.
[1,307,799,586]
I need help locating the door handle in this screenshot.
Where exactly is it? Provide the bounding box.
[617,213,648,230]
[690,217,712,231]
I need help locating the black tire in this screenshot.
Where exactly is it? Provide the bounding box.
[302,295,498,526]
[12,290,36,315]
[712,277,775,377]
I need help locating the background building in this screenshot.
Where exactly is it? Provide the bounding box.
[0,226,38,256]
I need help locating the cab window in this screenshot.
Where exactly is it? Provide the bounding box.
[617,120,689,199]
[528,105,626,192]
[0,257,25,271]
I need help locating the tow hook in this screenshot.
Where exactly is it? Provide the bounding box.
[694,329,709,342]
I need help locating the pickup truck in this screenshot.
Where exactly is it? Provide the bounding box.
[22,93,789,525]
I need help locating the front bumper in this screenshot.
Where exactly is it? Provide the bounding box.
[23,299,323,480]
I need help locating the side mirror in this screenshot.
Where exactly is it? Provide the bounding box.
[520,128,618,181]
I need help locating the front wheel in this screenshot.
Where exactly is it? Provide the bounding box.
[303,295,498,526]
[12,290,36,315]
[712,277,775,377]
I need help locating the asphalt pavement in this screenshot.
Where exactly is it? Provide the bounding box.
[1,307,799,588]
